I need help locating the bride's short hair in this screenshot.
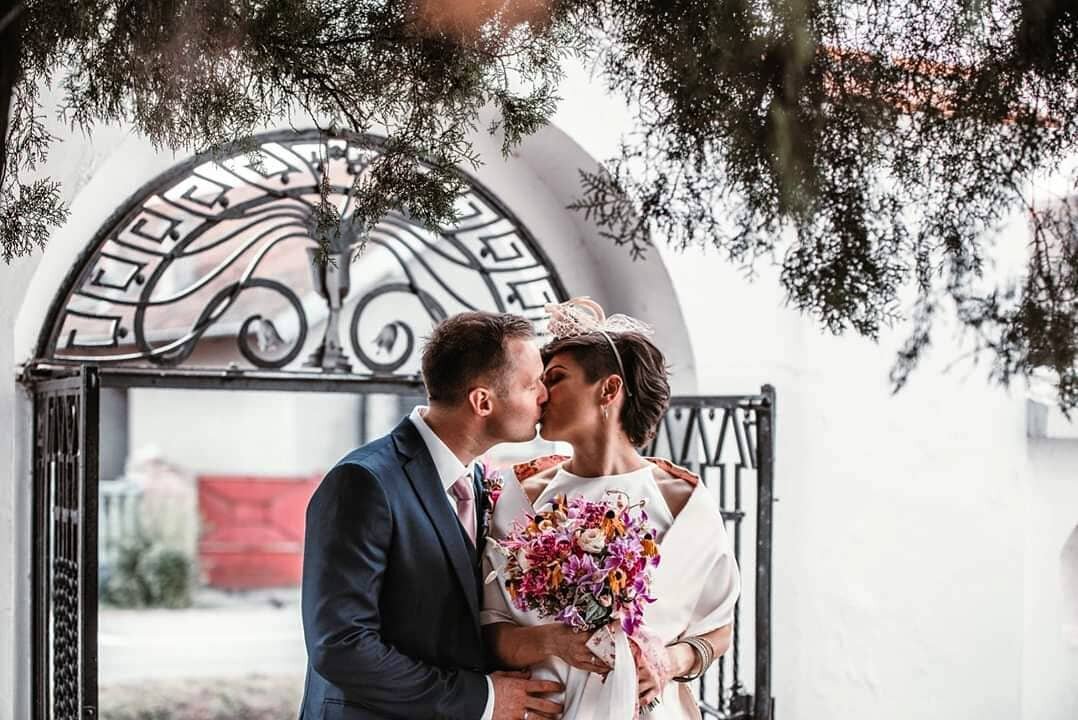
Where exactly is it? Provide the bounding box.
[542,332,670,447]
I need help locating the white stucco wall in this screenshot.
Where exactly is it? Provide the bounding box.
[1,257,38,720]
[1024,438,1078,720]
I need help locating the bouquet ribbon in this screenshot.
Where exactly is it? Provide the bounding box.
[586,623,637,719]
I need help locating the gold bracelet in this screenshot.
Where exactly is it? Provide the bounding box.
[689,636,714,678]
[669,637,712,682]
[672,640,704,682]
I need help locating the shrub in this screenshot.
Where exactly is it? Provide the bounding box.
[101,534,192,609]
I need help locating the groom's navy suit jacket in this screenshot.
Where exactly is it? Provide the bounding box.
[298,418,490,720]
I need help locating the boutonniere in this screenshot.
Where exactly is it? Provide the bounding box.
[478,456,504,528]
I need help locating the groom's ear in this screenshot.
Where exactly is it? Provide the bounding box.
[467,386,494,417]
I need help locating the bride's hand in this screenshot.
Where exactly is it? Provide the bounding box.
[635,638,685,709]
[540,623,611,675]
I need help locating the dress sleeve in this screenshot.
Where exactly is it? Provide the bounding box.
[480,552,517,626]
[480,468,533,626]
[682,518,741,636]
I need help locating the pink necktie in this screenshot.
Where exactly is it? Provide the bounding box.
[450,474,476,546]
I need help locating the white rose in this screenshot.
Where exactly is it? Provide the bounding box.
[577,528,606,554]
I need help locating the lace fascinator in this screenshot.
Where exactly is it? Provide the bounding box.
[543,297,653,397]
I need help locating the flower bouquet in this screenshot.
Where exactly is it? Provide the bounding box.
[492,490,661,667]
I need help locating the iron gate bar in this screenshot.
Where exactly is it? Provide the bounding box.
[32,367,99,720]
[643,394,773,408]
[27,363,426,395]
[754,385,775,720]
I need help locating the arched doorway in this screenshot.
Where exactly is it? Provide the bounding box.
[20,127,775,720]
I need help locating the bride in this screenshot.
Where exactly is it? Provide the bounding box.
[481,299,741,720]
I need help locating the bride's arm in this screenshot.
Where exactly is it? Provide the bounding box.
[484,622,612,675]
[637,624,732,707]
[664,624,732,676]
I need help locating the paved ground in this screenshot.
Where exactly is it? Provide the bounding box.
[98,589,307,685]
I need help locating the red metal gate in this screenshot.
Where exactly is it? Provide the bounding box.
[198,475,320,589]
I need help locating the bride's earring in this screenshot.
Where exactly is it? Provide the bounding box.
[601,405,608,421]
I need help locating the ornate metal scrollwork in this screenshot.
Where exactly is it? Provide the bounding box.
[43,130,566,374]
[235,279,308,369]
[349,283,449,374]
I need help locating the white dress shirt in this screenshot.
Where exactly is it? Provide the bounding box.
[408,406,495,720]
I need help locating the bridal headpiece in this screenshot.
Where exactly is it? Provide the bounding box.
[543,297,653,397]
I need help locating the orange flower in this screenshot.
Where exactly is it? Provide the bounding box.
[553,494,568,513]
[608,569,627,594]
[549,564,564,589]
[642,533,658,558]
[602,510,626,539]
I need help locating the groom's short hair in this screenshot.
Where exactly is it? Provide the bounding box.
[422,312,535,405]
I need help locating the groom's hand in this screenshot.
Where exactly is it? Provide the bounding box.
[541,623,612,676]
[490,670,563,720]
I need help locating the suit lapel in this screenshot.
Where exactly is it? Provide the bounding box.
[393,420,481,630]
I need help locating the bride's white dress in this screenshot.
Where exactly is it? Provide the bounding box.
[481,461,741,720]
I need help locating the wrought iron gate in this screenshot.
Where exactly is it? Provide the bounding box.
[32,367,99,720]
[24,364,773,720]
[647,388,775,720]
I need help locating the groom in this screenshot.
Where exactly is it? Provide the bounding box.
[299,312,564,719]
